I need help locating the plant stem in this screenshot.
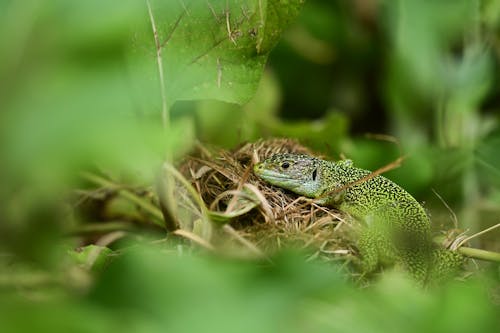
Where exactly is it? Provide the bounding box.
[458,246,500,262]
[146,1,178,231]
[146,0,169,131]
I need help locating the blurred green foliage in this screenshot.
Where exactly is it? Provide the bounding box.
[1,0,500,332]
[1,248,499,333]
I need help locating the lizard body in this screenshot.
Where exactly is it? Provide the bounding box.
[254,153,463,283]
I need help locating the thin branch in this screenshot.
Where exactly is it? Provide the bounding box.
[317,156,406,204]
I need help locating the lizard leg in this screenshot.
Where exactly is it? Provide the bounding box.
[357,227,397,273]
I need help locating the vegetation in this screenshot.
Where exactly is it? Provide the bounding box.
[1,1,499,332]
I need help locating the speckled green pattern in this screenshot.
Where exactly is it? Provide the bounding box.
[254,153,463,283]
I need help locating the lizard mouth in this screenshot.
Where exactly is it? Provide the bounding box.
[253,164,301,190]
[253,164,284,179]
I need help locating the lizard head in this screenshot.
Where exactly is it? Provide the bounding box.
[253,153,324,198]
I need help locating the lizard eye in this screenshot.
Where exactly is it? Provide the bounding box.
[281,162,290,169]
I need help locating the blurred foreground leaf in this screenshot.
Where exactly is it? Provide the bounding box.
[1,248,498,333]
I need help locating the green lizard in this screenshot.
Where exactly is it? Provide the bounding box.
[254,153,463,283]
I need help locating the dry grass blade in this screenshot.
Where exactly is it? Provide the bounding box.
[454,222,500,249]
[243,183,275,224]
[432,188,458,229]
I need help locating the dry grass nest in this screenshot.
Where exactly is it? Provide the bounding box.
[177,138,359,264]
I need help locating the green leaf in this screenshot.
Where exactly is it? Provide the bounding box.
[144,0,305,105]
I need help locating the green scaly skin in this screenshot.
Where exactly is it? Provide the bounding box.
[254,153,463,283]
